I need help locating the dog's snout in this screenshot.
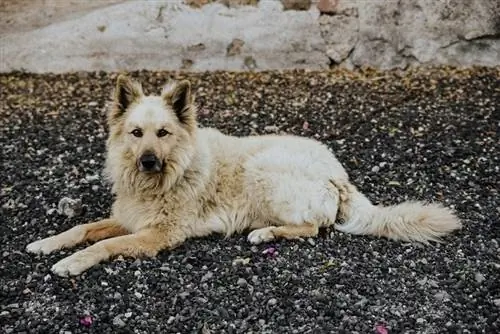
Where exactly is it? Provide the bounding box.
[139,152,161,172]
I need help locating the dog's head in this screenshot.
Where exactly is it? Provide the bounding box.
[105,75,197,192]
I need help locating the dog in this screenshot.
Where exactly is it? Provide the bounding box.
[26,75,462,277]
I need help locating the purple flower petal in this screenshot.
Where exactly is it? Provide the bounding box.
[79,315,93,327]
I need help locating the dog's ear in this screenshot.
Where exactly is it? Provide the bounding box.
[162,80,196,131]
[110,74,143,122]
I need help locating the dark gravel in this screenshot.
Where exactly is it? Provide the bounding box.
[1,67,499,334]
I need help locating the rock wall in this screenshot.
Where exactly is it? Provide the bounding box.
[1,0,498,73]
[320,0,500,69]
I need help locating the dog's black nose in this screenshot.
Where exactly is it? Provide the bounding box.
[139,153,160,172]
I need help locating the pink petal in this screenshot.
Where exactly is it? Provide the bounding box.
[375,324,388,334]
[302,121,309,130]
[262,247,277,257]
[79,315,93,327]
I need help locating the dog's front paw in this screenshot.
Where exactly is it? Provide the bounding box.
[247,227,276,245]
[51,251,101,277]
[26,237,60,255]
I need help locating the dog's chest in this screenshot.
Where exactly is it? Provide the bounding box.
[112,197,164,233]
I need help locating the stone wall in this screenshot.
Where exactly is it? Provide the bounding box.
[1,0,498,73]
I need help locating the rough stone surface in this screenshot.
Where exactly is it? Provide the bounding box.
[281,0,312,11]
[319,4,359,66]
[0,0,327,73]
[1,0,498,72]
[327,0,500,69]
[1,67,499,333]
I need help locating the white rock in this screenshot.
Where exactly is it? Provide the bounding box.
[267,298,278,306]
[113,315,126,327]
[475,272,486,283]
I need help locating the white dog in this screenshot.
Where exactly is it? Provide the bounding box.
[27,75,462,277]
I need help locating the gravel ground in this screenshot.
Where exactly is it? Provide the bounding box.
[1,67,499,334]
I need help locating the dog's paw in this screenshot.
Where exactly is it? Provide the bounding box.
[51,251,100,277]
[26,237,60,255]
[247,227,276,245]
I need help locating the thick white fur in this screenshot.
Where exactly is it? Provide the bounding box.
[26,76,462,276]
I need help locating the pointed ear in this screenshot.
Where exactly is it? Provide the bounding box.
[109,74,143,123]
[162,80,196,131]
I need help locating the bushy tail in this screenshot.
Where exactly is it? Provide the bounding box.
[331,180,462,243]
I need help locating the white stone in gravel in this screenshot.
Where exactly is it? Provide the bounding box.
[201,271,213,282]
[267,298,278,306]
[475,272,486,283]
[237,278,248,287]
[57,197,83,218]
[232,257,251,266]
[134,292,143,299]
[264,125,279,132]
[428,279,439,288]
[43,274,51,282]
[113,315,126,327]
[46,208,58,215]
[179,291,190,299]
[0,311,10,317]
[307,238,315,246]
[493,299,500,307]
[124,312,133,318]
[167,316,175,324]
[434,290,451,302]
[371,165,380,172]
[85,174,99,181]
[416,318,425,324]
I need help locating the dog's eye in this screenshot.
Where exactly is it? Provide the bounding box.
[157,129,169,138]
[131,129,143,138]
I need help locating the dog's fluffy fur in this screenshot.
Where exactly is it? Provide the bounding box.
[27,75,462,276]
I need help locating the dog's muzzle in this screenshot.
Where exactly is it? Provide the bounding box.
[138,152,162,173]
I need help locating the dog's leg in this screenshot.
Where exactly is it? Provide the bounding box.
[26,218,129,255]
[51,227,183,277]
[247,222,319,244]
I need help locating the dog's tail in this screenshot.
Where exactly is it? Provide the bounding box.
[331,180,461,243]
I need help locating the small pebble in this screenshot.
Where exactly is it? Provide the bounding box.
[112,316,126,327]
[201,272,213,282]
